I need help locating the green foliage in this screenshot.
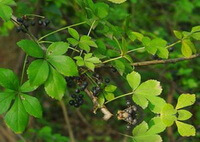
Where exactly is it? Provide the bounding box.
[0,0,16,21]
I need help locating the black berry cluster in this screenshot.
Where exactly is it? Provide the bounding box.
[69,94,84,108]
[16,15,50,33]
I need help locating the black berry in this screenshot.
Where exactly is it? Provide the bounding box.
[79,94,83,98]
[69,100,75,106]
[17,17,23,23]
[75,89,80,93]
[105,78,110,83]
[38,20,43,25]
[16,27,22,33]
[74,103,79,108]
[78,99,84,105]
[44,19,50,25]
[71,94,77,98]
[31,21,36,26]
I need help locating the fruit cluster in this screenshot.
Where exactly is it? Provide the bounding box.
[16,15,50,33]
[69,94,84,108]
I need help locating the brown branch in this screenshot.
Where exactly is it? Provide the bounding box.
[132,53,200,67]
[59,100,76,142]
[85,89,113,121]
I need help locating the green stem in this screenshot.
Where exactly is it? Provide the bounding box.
[38,21,86,41]
[87,20,96,36]
[38,41,53,44]
[86,72,97,86]
[103,56,123,64]
[127,47,145,54]
[105,91,134,104]
[25,14,45,19]
[166,40,181,49]
[69,47,80,52]
[20,54,28,85]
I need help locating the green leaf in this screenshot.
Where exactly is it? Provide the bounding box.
[132,121,162,142]
[47,55,78,76]
[0,0,16,5]
[0,68,19,90]
[67,38,79,46]
[132,32,144,41]
[161,104,177,126]
[85,62,95,71]
[135,80,162,97]
[5,96,29,133]
[27,59,49,86]
[105,85,117,92]
[68,28,79,40]
[132,94,148,109]
[46,42,69,56]
[148,97,166,114]
[157,47,169,59]
[44,67,66,100]
[17,40,44,58]
[132,121,148,136]
[104,92,115,101]
[175,94,196,109]
[0,92,15,114]
[112,60,125,75]
[79,35,97,52]
[181,40,192,57]
[177,110,192,121]
[191,25,200,32]
[0,4,12,21]
[21,94,42,118]
[176,121,196,136]
[84,56,101,64]
[147,117,166,134]
[146,38,167,55]
[95,2,109,19]
[74,56,84,66]
[107,0,126,4]
[173,30,183,39]
[98,93,105,106]
[192,32,200,40]
[127,31,137,41]
[20,81,38,93]
[126,71,141,90]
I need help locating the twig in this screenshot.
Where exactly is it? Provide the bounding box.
[132,53,200,66]
[59,100,76,142]
[85,89,113,121]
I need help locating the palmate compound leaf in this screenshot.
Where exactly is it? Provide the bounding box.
[0,68,20,90]
[161,104,177,127]
[21,94,42,118]
[132,121,162,142]
[175,94,196,109]
[47,55,78,77]
[132,80,162,109]
[107,0,126,4]
[44,66,66,100]
[0,91,15,114]
[5,96,29,133]
[27,59,49,87]
[175,121,196,137]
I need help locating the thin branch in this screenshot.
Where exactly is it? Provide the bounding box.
[59,100,76,142]
[132,53,200,67]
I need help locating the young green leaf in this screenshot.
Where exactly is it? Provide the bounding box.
[95,2,109,19]
[0,68,19,90]
[0,0,16,5]
[104,92,115,101]
[0,92,15,114]
[0,4,12,21]
[67,38,79,46]
[46,42,69,56]
[181,40,192,57]
[191,25,200,32]
[17,40,44,58]
[132,121,148,136]
[132,94,148,109]
[192,32,200,40]
[68,28,79,40]
[175,121,196,136]
[47,56,78,76]
[157,47,169,59]
[21,94,42,118]
[107,0,126,4]
[98,93,105,106]
[20,81,38,93]
[74,56,85,66]
[173,30,183,39]
[85,62,95,71]
[5,96,29,133]
[79,35,97,52]
[148,97,166,114]
[177,110,192,121]
[105,85,117,92]
[44,67,66,100]
[161,104,177,126]
[147,117,166,134]
[135,80,162,96]
[27,59,49,86]
[126,71,141,90]
[175,94,196,109]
